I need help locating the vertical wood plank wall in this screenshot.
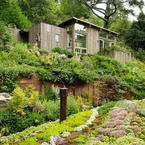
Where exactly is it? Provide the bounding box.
[29,23,67,50]
[29,23,41,45]
[41,23,67,50]
[102,51,131,63]
[87,27,99,54]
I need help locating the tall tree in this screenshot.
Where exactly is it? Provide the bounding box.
[78,0,144,28]
[0,0,31,29]
[60,0,91,19]
[18,0,63,25]
[126,12,145,51]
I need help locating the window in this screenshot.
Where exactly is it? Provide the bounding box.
[75,23,86,33]
[74,23,87,54]
[99,39,104,51]
[109,42,115,46]
[75,33,86,48]
[67,33,72,49]
[55,34,59,42]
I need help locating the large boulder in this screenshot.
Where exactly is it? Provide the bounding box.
[0,93,12,108]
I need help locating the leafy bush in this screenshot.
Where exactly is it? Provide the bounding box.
[44,85,60,101]
[7,87,26,116]
[113,136,144,145]
[42,96,82,120]
[52,47,74,57]
[67,96,81,116]
[0,21,12,52]
[42,100,60,121]
[24,85,39,106]
[98,101,116,115]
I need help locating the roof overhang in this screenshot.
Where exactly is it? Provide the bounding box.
[59,17,119,36]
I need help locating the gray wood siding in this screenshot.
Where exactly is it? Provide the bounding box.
[40,23,67,50]
[87,27,99,54]
[29,23,67,50]
[29,24,41,45]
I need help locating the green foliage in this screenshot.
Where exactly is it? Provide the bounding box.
[42,100,60,121]
[60,0,90,19]
[9,43,40,66]
[112,136,144,145]
[18,0,62,25]
[52,47,74,57]
[7,87,26,116]
[25,85,39,106]
[42,96,82,121]
[72,135,87,143]
[98,102,116,115]
[44,85,60,101]
[0,1,31,29]
[0,21,12,52]
[67,96,81,116]
[125,12,145,52]
[20,110,91,145]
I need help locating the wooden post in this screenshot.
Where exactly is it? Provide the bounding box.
[60,87,68,122]
[72,23,75,52]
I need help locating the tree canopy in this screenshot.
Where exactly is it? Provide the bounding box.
[78,0,144,28]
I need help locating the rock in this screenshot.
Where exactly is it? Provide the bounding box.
[0,93,12,108]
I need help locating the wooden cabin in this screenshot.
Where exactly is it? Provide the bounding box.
[13,17,131,62]
[13,17,118,54]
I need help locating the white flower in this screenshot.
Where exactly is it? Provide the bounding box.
[61,132,70,138]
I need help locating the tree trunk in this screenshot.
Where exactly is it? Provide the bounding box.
[103,0,111,29]
[104,21,109,29]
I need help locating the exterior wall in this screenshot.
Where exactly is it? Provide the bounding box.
[114,51,131,63]
[87,27,99,54]
[40,23,67,50]
[101,51,131,63]
[29,23,41,45]
[29,23,67,50]
[12,29,28,43]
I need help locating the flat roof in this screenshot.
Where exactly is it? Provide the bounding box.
[59,17,118,35]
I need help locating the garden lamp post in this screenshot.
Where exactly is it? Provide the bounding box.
[60,87,68,122]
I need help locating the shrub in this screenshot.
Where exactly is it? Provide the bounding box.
[42,100,60,121]
[0,21,12,52]
[52,47,74,57]
[44,85,60,101]
[67,96,81,116]
[7,87,26,116]
[113,136,144,145]
[24,85,39,106]
[98,101,116,115]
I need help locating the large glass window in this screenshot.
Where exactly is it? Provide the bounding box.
[75,33,86,48]
[74,23,87,54]
[75,23,86,33]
